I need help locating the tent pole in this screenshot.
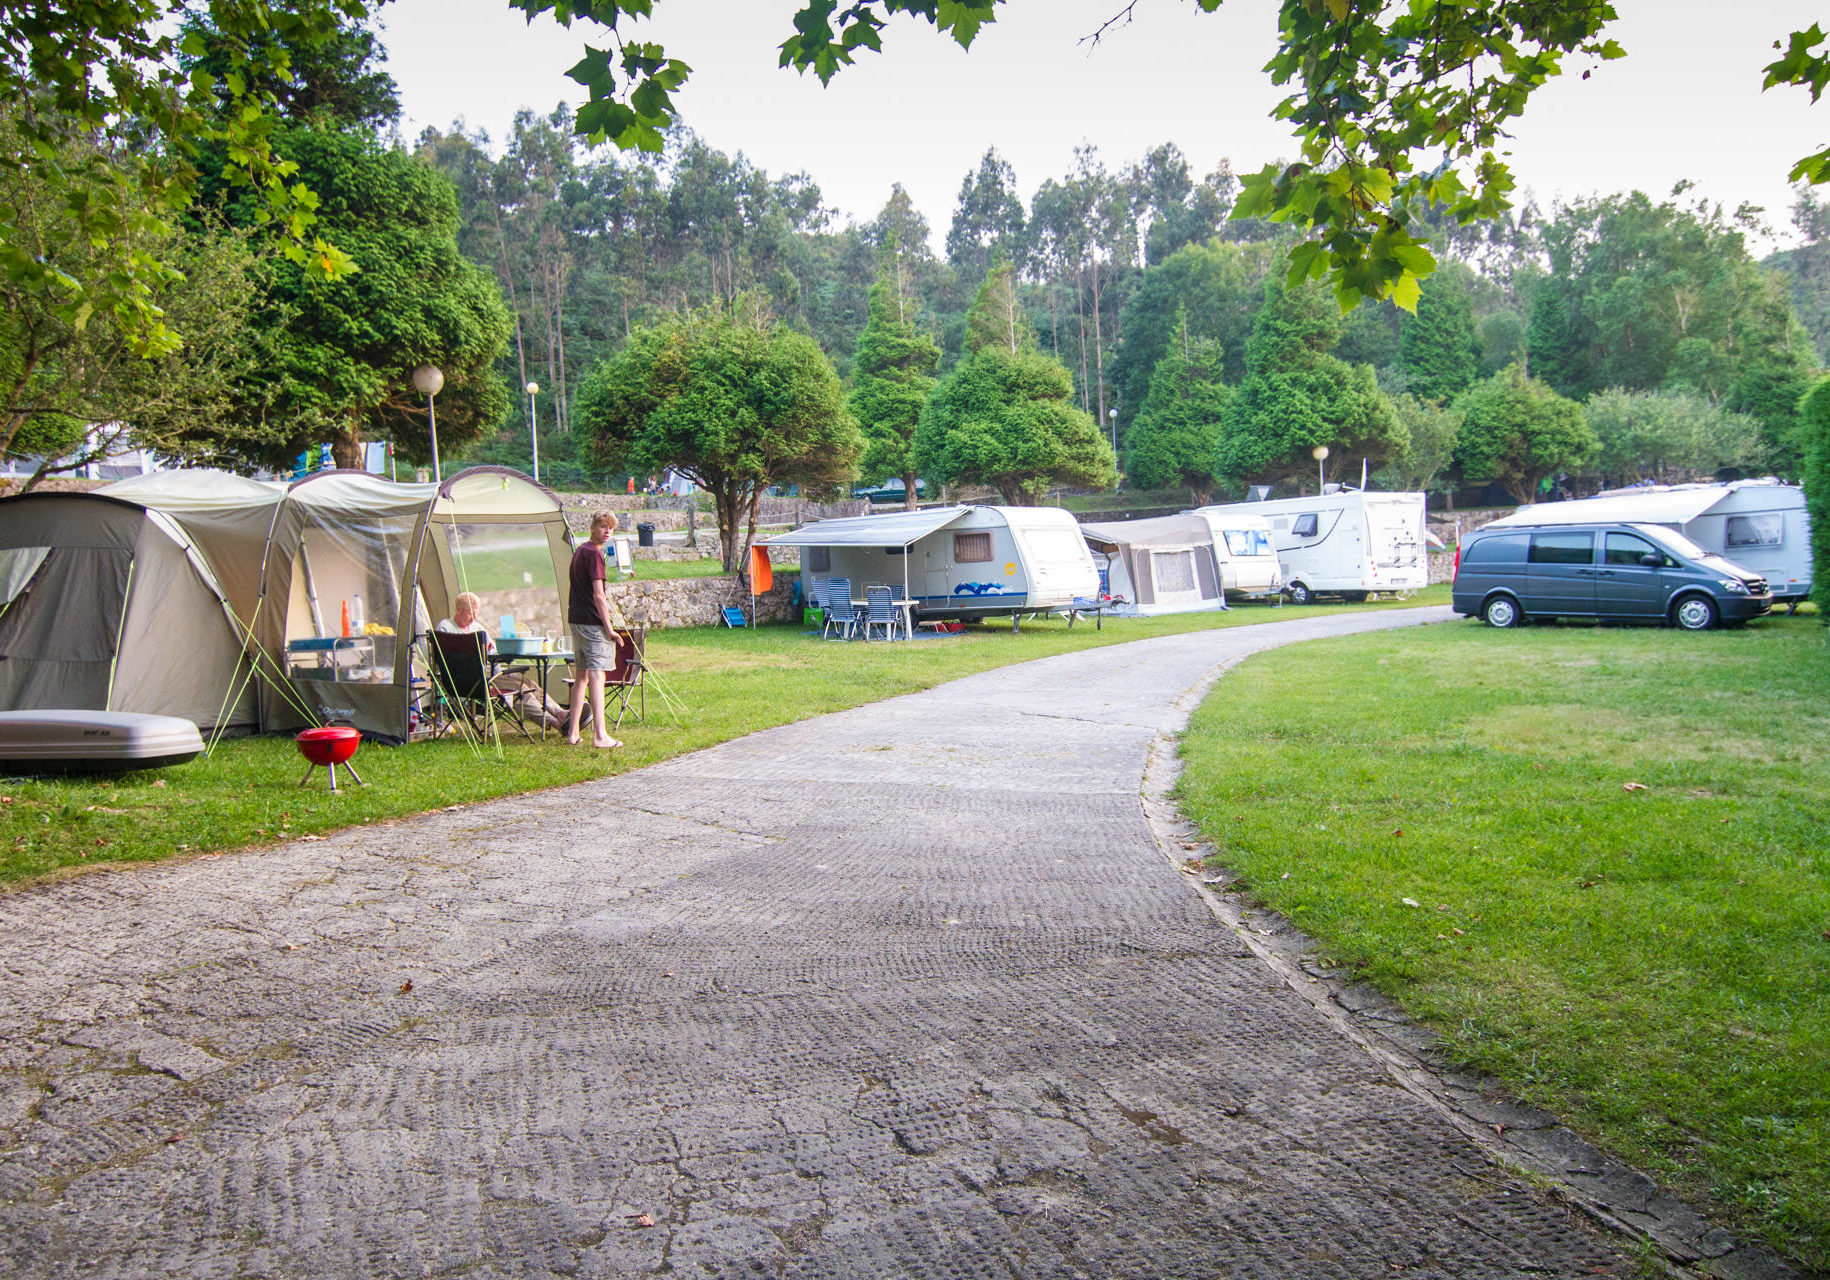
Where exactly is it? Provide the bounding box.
[298,538,327,638]
[102,559,137,712]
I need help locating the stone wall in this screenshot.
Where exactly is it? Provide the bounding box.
[604,574,799,629]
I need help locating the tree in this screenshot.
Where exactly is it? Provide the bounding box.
[1376,395,1461,495]
[945,148,1027,280]
[1398,272,1481,402]
[915,264,1114,504]
[193,124,515,471]
[575,300,864,571]
[1215,274,1404,490]
[0,116,264,484]
[849,242,940,509]
[1452,364,1596,503]
[1800,377,1830,617]
[1123,308,1229,503]
[1110,239,1276,418]
[1585,389,1766,485]
[0,0,367,357]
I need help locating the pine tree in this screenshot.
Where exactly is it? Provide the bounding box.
[1397,272,1480,402]
[1124,307,1229,503]
[915,264,1115,504]
[848,240,940,509]
[1215,274,1403,491]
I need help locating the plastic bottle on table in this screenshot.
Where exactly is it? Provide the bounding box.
[340,600,350,637]
[351,592,365,632]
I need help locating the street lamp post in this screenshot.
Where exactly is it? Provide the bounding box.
[526,380,540,482]
[413,365,445,481]
[1108,407,1119,490]
[1312,444,1330,494]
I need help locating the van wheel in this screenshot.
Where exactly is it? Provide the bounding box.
[1482,595,1522,629]
[1673,594,1719,631]
[1287,581,1313,606]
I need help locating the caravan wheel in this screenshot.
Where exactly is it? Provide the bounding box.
[1286,581,1314,606]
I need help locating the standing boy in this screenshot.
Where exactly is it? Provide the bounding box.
[566,511,631,748]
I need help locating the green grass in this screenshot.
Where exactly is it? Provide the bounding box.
[626,557,735,579]
[1175,614,1830,1269]
[0,590,1443,890]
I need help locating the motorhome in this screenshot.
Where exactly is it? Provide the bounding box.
[1490,479,1811,608]
[762,505,1099,627]
[1195,489,1428,603]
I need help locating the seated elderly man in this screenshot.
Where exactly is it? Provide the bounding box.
[436,591,495,651]
[434,591,566,730]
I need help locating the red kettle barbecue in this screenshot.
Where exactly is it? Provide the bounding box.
[295,726,364,791]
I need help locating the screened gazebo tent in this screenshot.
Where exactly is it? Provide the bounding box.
[86,466,574,743]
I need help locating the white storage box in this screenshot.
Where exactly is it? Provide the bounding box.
[0,710,204,772]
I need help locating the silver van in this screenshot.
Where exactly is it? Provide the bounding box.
[1451,521,1773,630]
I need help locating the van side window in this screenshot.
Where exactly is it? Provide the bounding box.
[1604,532,1659,566]
[953,531,993,563]
[1463,533,1526,564]
[1527,531,1594,565]
[1725,514,1783,546]
[807,546,830,573]
[1292,514,1319,537]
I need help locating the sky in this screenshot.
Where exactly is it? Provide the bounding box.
[378,0,1828,255]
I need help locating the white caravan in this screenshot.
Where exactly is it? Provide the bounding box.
[1490,479,1811,608]
[1188,509,1284,599]
[1196,489,1429,604]
[762,505,1099,627]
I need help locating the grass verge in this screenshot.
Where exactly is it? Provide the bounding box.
[1175,614,1830,1269]
[0,590,1444,890]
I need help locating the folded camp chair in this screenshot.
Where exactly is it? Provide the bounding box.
[429,631,536,742]
[821,578,859,640]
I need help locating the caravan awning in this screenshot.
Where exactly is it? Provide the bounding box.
[1495,488,1724,528]
[760,506,971,548]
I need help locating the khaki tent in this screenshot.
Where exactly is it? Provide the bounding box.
[0,491,263,730]
[12,465,579,743]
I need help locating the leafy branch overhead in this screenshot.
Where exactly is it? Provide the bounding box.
[514,0,1823,313]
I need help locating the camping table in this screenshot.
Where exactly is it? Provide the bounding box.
[488,649,569,740]
[855,595,917,641]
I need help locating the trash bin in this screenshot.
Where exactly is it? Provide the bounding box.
[636,522,655,547]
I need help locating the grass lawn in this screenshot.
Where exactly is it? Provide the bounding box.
[628,557,736,579]
[0,591,1442,890]
[1176,613,1830,1269]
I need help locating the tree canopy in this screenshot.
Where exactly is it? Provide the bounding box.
[849,242,940,509]
[575,301,863,569]
[1452,363,1596,503]
[915,264,1115,504]
[1123,308,1229,504]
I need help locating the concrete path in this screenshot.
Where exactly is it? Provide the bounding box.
[0,606,1639,1278]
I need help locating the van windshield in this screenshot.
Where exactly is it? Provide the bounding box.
[1637,524,1712,561]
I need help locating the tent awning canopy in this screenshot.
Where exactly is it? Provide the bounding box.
[760,506,972,549]
[1079,513,1214,551]
[1494,489,1724,528]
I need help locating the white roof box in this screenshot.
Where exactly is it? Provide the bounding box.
[0,711,204,772]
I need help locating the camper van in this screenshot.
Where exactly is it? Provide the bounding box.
[1196,490,1428,604]
[1491,479,1811,608]
[1189,510,1283,599]
[763,505,1099,626]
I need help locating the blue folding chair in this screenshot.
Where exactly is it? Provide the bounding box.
[821,578,860,640]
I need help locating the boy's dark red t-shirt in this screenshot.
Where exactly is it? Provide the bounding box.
[567,542,605,625]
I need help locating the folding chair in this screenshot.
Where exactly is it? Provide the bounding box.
[429,631,536,742]
[603,626,646,732]
[863,585,899,641]
[821,578,860,640]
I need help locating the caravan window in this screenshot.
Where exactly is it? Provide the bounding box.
[953,531,993,563]
[1726,513,1783,547]
[1025,527,1088,564]
[807,546,831,573]
[1223,529,1274,557]
[1291,513,1319,537]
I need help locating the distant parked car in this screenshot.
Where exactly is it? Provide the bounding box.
[853,478,926,504]
[1451,520,1773,630]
